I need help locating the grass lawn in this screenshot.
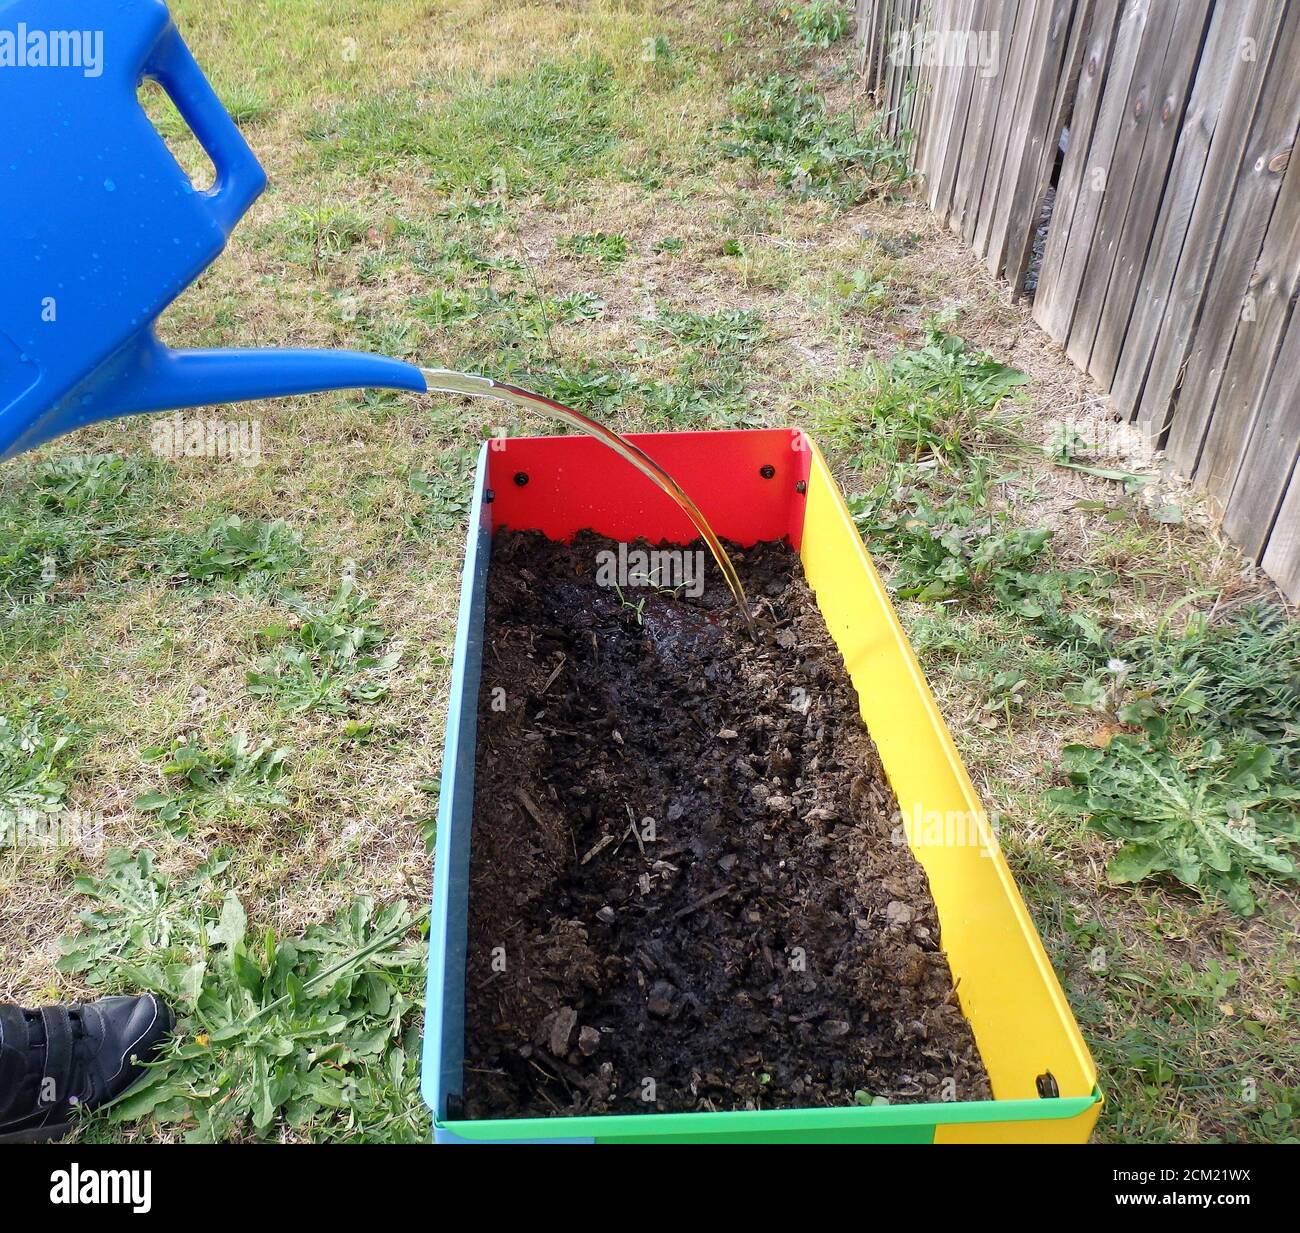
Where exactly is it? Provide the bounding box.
[1,0,1296,1142]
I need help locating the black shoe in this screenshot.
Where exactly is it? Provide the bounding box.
[0,995,174,1143]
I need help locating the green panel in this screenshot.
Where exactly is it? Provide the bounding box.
[442,1093,1100,1142]
[599,1124,936,1145]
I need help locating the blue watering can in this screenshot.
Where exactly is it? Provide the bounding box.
[0,0,428,462]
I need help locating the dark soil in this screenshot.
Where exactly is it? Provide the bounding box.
[462,530,991,1118]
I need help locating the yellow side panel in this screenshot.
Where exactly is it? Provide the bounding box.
[798,440,1097,1104]
[935,1100,1103,1144]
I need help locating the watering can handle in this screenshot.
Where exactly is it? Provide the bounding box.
[142,25,267,236]
[89,21,427,423]
[0,3,430,457]
[117,24,430,415]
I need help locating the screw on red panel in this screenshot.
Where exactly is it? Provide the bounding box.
[513,471,529,486]
[759,464,776,479]
[795,480,807,494]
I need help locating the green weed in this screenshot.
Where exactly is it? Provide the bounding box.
[558,230,630,263]
[0,515,66,604]
[248,583,400,714]
[887,327,1030,406]
[436,194,506,226]
[0,701,77,827]
[1051,734,1299,916]
[1108,608,1300,762]
[60,850,428,1143]
[221,86,274,126]
[633,375,753,429]
[1053,607,1300,914]
[654,305,761,353]
[408,456,476,534]
[547,291,607,325]
[1046,424,1153,493]
[720,75,910,204]
[462,286,607,348]
[530,364,627,412]
[640,34,673,69]
[283,205,368,270]
[177,516,308,588]
[782,1,850,48]
[305,57,617,194]
[850,467,1104,638]
[828,267,895,316]
[410,286,482,328]
[33,455,148,514]
[813,330,1027,468]
[0,455,158,603]
[620,304,763,428]
[135,732,290,836]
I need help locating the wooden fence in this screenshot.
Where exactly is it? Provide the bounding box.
[855,0,1300,602]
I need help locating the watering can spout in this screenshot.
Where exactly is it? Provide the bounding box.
[135,347,429,411]
[3,336,429,458]
[72,338,428,422]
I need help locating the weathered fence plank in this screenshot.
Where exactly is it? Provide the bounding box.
[1260,455,1300,600]
[901,0,938,147]
[1133,3,1291,440]
[1214,177,1300,556]
[1064,0,1180,371]
[1079,0,1213,386]
[1107,0,1257,419]
[1032,0,1122,341]
[932,0,989,222]
[950,0,1021,239]
[983,0,1077,278]
[1040,0,1151,346]
[970,0,1040,258]
[1004,0,1096,293]
[921,0,975,208]
[1162,7,1300,473]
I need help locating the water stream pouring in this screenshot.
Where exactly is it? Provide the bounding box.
[420,370,754,633]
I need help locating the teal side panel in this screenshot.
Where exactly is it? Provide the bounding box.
[421,444,491,1122]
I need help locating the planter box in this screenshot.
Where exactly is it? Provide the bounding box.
[421,428,1101,1143]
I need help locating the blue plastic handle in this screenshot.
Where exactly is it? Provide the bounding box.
[142,24,267,236]
[0,0,429,461]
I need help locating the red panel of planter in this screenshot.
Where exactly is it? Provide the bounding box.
[486,427,812,549]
